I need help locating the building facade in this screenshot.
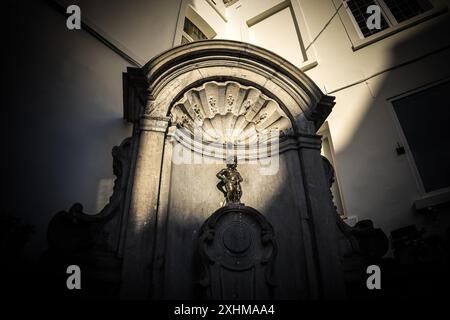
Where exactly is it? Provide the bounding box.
[4,0,450,298]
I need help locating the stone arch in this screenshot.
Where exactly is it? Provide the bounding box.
[120,40,344,300]
[167,76,297,131]
[140,40,335,133]
[45,40,346,300]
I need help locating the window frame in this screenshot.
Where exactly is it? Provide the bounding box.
[182,17,208,43]
[174,2,217,46]
[344,0,394,39]
[388,78,450,209]
[335,0,447,50]
[319,122,348,217]
[243,0,318,72]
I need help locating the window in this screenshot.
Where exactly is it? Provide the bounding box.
[392,80,450,193]
[177,5,217,45]
[183,17,208,43]
[319,124,346,216]
[383,0,433,23]
[345,0,434,39]
[346,0,390,37]
[223,0,239,7]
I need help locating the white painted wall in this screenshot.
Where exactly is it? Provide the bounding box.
[57,0,184,63]
[173,0,450,237]
[296,0,450,236]
[7,0,184,258]
[9,0,450,258]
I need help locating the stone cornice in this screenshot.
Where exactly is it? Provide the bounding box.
[297,133,322,150]
[140,40,335,131]
[140,116,171,132]
[123,40,335,133]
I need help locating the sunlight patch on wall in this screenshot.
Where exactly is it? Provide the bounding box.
[328,73,390,154]
[247,5,306,67]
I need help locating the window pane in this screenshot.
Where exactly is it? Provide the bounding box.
[392,81,450,192]
[346,0,389,37]
[183,18,208,41]
[383,0,433,23]
[223,0,239,7]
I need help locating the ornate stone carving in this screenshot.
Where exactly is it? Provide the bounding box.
[208,96,218,114]
[47,137,134,253]
[241,99,253,116]
[197,205,277,300]
[322,156,388,286]
[170,81,290,146]
[307,95,336,129]
[254,112,268,125]
[47,40,342,299]
[142,40,336,133]
[226,94,234,111]
[192,103,203,121]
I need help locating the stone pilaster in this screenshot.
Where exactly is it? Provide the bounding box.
[151,125,176,299]
[120,114,170,299]
[297,133,346,299]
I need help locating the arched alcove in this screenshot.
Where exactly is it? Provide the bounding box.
[136,40,335,132]
[119,40,345,299]
[48,40,346,300]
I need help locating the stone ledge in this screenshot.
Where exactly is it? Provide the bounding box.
[414,188,450,210]
[140,116,171,132]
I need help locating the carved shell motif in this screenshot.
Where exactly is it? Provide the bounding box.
[171,81,291,145]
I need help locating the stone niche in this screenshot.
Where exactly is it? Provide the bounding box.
[46,40,353,300]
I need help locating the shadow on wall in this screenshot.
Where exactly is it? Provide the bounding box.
[3,150,448,300]
[326,13,450,298]
[331,13,450,238]
[3,1,132,260]
[160,154,319,300]
[2,0,450,300]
